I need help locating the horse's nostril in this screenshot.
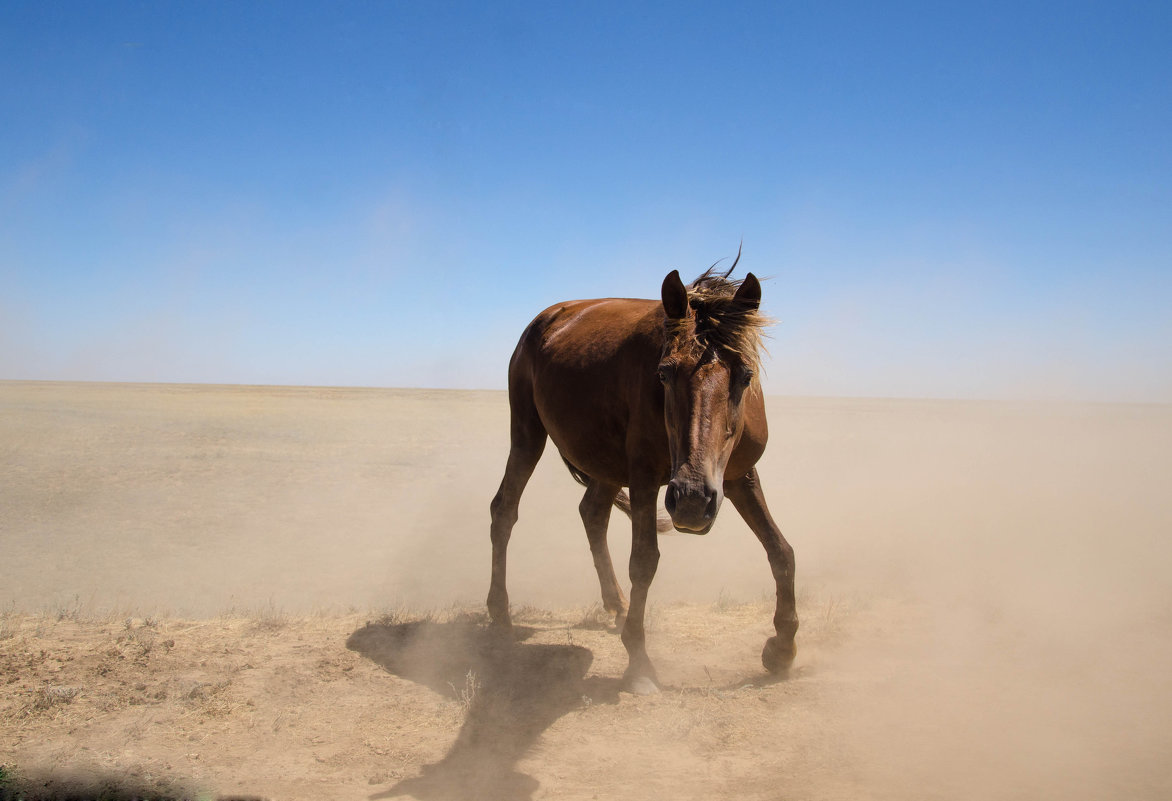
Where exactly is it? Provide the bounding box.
[705,492,719,520]
[665,484,678,514]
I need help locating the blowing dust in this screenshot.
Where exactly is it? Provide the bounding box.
[2,381,1170,799]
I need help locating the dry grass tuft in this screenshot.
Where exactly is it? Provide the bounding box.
[449,669,480,712]
[248,601,288,632]
[573,603,613,630]
[0,613,18,642]
[118,619,159,658]
[368,603,492,630]
[27,685,82,713]
[53,595,85,623]
[710,588,762,614]
[796,584,858,642]
[513,605,556,624]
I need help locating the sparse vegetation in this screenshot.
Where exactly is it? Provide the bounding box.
[29,685,81,712]
[0,600,855,798]
[573,603,612,630]
[119,619,158,658]
[512,604,555,624]
[53,595,84,623]
[3,383,1168,800]
[246,600,288,632]
[450,669,480,711]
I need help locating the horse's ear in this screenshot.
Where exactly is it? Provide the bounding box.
[661,270,688,319]
[733,272,761,311]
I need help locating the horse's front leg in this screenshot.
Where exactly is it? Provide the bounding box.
[619,481,661,694]
[725,467,798,673]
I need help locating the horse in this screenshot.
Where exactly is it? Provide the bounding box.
[487,258,798,693]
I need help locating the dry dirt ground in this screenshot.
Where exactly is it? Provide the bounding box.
[2,381,1171,800]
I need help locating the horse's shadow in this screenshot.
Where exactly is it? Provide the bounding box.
[346,619,620,801]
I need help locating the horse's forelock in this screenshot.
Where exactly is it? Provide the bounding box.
[663,269,772,373]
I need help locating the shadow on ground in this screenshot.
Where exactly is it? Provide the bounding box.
[0,766,262,801]
[346,619,619,801]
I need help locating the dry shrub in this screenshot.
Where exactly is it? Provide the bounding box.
[26,686,82,714]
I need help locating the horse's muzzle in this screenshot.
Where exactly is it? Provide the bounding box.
[665,479,722,534]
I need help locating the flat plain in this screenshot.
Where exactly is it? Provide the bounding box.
[2,381,1170,800]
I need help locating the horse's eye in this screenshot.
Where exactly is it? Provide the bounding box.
[656,366,671,383]
[740,370,754,388]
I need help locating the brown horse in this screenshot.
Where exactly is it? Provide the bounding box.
[487,260,798,693]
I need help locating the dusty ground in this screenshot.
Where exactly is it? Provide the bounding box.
[2,381,1171,800]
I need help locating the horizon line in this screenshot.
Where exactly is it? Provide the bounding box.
[2,377,1168,408]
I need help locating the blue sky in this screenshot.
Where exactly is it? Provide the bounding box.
[2,1,1169,400]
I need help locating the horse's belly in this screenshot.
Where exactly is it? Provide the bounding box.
[534,387,632,484]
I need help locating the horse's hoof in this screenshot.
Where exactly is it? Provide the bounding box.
[488,618,515,640]
[621,660,661,695]
[762,636,796,674]
[623,675,660,696]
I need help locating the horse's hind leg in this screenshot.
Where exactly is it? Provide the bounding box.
[725,467,798,673]
[579,479,628,628]
[487,389,547,632]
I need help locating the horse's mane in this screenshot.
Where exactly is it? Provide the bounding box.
[667,261,772,373]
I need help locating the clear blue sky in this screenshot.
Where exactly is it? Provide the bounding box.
[2,1,1169,400]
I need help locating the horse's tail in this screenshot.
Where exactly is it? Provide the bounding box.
[561,456,674,534]
[614,487,676,534]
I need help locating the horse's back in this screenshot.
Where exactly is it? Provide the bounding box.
[523,297,658,357]
[508,297,666,484]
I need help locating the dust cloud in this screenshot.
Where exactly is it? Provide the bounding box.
[2,381,1170,799]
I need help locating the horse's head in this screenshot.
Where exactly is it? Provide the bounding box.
[658,265,767,534]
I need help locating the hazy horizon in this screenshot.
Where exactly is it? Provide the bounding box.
[8,376,1172,408]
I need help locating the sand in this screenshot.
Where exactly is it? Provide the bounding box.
[2,380,1170,799]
